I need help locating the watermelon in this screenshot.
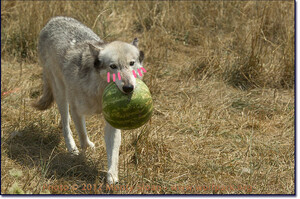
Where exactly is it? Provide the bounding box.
[102,79,153,130]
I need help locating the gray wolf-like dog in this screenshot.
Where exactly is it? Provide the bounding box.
[33,16,145,184]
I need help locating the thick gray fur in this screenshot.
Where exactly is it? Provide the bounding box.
[33,16,145,184]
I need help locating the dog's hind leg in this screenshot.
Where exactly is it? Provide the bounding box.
[69,105,95,152]
[51,75,79,155]
[104,121,121,184]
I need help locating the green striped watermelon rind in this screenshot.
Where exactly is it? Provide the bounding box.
[102,79,153,130]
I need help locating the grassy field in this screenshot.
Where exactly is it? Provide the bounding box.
[1,1,295,194]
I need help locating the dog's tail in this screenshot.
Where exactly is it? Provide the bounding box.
[32,75,54,110]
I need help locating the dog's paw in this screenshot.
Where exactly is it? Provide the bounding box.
[69,147,80,156]
[81,140,95,152]
[107,172,119,185]
[87,140,95,150]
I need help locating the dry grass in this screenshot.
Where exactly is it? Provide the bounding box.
[1,1,294,195]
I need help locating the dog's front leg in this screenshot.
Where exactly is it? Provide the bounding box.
[104,121,121,184]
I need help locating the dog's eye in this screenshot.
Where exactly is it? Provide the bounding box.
[129,61,135,66]
[110,64,117,69]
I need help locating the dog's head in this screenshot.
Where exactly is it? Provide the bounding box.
[88,38,144,94]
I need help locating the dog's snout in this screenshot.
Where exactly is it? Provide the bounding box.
[122,85,134,93]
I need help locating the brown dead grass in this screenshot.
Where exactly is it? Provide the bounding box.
[1,1,294,195]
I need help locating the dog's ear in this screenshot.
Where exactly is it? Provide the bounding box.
[88,43,102,58]
[88,42,103,70]
[132,38,139,47]
[139,50,144,63]
[132,38,144,62]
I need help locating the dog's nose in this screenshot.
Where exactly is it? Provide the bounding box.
[122,85,134,93]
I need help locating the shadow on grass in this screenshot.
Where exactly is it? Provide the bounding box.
[4,123,106,185]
